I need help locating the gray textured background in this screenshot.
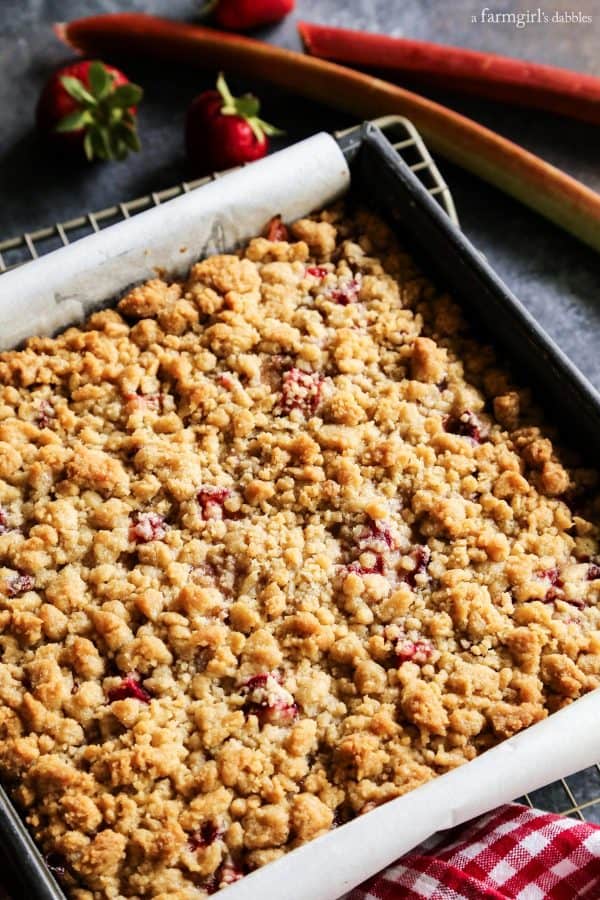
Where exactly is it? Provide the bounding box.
[1,0,599,386]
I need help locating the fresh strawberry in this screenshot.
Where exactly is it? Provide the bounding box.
[36,60,143,162]
[185,73,283,176]
[204,0,295,31]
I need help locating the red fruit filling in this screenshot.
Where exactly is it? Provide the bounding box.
[587,563,600,581]
[443,411,484,443]
[330,279,360,305]
[347,554,385,576]
[197,486,232,520]
[242,672,280,690]
[358,520,395,551]
[402,545,431,588]
[533,568,585,608]
[124,391,162,411]
[218,372,236,390]
[107,675,151,703]
[129,511,167,543]
[36,399,55,428]
[189,820,224,850]
[280,368,323,416]
[220,862,244,886]
[6,573,35,597]
[538,567,562,586]
[306,266,328,279]
[242,672,298,726]
[538,567,563,603]
[203,874,219,895]
[256,700,298,725]
[264,215,288,242]
[396,637,434,664]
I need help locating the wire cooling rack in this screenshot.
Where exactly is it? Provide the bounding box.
[0,117,458,271]
[0,115,599,823]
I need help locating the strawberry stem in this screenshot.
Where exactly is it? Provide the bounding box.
[215,72,284,142]
[216,71,237,110]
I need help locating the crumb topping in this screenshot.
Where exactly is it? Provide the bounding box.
[1,206,599,899]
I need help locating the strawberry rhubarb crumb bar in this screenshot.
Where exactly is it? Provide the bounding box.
[1,207,600,899]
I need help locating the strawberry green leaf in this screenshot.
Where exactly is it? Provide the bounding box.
[88,61,114,100]
[84,127,108,161]
[97,128,112,160]
[257,118,286,137]
[83,131,94,162]
[234,95,261,118]
[60,75,96,106]
[119,125,141,152]
[107,83,144,109]
[120,110,137,127]
[57,65,143,162]
[115,141,129,162]
[55,109,92,133]
[109,107,125,126]
[216,72,236,108]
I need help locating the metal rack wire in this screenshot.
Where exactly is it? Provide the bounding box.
[0,116,598,823]
[517,764,600,823]
[0,117,458,271]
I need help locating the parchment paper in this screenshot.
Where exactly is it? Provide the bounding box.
[0,133,349,349]
[224,689,600,899]
[1,131,600,900]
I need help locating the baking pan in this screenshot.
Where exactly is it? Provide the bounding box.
[2,121,600,900]
[340,123,600,455]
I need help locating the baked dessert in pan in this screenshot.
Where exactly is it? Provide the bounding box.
[1,207,598,898]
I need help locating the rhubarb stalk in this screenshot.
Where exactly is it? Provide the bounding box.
[299,21,600,126]
[56,13,600,252]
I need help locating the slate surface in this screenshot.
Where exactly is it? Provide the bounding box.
[1,0,599,388]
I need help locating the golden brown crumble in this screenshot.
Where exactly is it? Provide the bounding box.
[1,207,600,899]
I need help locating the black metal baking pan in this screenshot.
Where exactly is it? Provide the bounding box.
[3,120,600,900]
[339,122,600,456]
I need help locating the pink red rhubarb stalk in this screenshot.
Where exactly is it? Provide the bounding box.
[298,21,600,126]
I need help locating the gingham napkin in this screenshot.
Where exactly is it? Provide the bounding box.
[345,803,600,900]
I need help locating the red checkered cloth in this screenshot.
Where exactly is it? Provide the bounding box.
[346,802,600,900]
